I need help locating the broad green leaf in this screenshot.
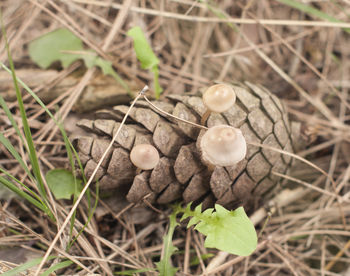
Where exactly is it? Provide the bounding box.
[45,169,82,200]
[28,28,83,69]
[183,203,257,256]
[195,205,257,256]
[28,29,130,93]
[127,26,159,69]
[127,26,163,98]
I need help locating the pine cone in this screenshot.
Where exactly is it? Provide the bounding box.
[73,82,301,210]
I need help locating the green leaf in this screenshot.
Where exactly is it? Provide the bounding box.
[28,28,83,69]
[190,253,214,266]
[202,206,256,256]
[115,268,155,275]
[1,256,55,276]
[28,28,130,93]
[127,26,163,98]
[41,260,73,276]
[127,26,159,69]
[2,19,51,216]
[155,211,179,276]
[45,169,82,200]
[184,204,257,256]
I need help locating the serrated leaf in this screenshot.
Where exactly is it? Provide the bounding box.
[28,28,83,69]
[187,216,200,228]
[203,206,257,256]
[180,212,190,221]
[184,204,257,256]
[45,169,82,200]
[155,258,178,276]
[180,203,192,221]
[202,208,214,216]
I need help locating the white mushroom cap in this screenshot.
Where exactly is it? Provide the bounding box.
[130,144,160,170]
[202,84,236,113]
[200,125,246,167]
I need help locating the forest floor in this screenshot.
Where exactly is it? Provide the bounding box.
[1,0,350,275]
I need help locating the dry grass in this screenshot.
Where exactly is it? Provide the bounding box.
[1,0,350,275]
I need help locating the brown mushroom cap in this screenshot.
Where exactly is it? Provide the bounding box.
[202,84,236,113]
[130,144,160,170]
[200,125,246,167]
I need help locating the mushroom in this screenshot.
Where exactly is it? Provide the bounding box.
[201,84,236,125]
[200,125,246,168]
[130,144,160,173]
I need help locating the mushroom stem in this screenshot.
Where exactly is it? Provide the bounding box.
[136,168,142,174]
[207,163,216,172]
[200,109,211,126]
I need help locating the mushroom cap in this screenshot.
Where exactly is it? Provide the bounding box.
[130,144,160,170]
[202,84,236,113]
[200,125,246,167]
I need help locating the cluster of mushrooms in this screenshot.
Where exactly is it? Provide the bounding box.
[129,84,247,175]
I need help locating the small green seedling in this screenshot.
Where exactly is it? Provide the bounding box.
[157,203,257,275]
[28,28,129,93]
[127,26,163,98]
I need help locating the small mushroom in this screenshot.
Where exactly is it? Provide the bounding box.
[200,125,246,168]
[130,144,160,173]
[201,84,236,125]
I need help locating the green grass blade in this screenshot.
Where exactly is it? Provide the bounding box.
[0,95,29,153]
[1,256,55,276]
[68,181,99,250]
[2,24,47,200]
[0,63,84,181]
[41,260,73,276]
[0,166,45,204]
[276,0,350,33]
[0,174,46,212]
[0,133,35,182]
[115,268,156,275]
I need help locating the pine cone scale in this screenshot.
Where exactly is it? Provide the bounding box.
[75,82,300,210]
